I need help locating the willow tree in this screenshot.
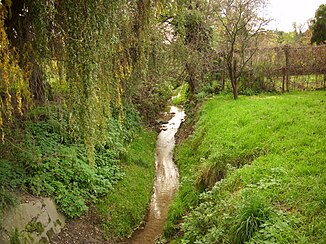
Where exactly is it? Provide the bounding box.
[54,0,176,155]
[213,0,269,99]
[1,0,180,158]
[164,0,213,96]
[0,1,31,140]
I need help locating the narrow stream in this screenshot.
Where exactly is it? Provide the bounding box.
[127,106,185,244]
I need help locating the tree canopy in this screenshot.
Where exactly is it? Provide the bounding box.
[311,4,326,45]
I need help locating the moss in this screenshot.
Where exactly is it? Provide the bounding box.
[46,228,55,240]
[55,218,62,227]
[25,219,44,234]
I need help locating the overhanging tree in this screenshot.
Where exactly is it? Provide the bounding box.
[1,0,180,158]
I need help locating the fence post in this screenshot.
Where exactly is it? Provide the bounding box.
[282,68,285,93]
[284,45,290,92]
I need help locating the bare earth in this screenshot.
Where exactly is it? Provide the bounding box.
[51,207,112,244]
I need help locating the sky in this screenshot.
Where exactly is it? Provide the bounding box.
[265,0,325,32]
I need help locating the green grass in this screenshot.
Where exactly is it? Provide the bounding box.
[165,91,326,243]
[171,82,189,106]
[97,128,156,239]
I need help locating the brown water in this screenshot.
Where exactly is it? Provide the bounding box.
[127,106,185,244]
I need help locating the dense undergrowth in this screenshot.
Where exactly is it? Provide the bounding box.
[0,104,145,219]
[165,91,326,243]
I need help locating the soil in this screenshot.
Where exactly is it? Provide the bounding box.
[51,207,113,244]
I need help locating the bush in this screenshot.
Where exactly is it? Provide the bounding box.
[23,116,129,218]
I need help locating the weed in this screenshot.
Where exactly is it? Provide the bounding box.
[9,228,21,244]
[0,103,142,219]
[0,160,22,213]
[0,188,18,211]
[233,193,272,243]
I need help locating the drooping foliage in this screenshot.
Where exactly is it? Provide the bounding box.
[166,0,214,96]
[0,2,31,139]
[0,0,186,220]
[0,0,179,156]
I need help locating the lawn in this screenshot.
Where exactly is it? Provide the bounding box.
[165,91,326,243]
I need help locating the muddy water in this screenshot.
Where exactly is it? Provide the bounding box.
[127,106,185,244]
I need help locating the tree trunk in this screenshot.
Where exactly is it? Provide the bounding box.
[230,58,238,99]
[5,0,47,103]
[186,63,196,96]
[229,70,238,99]
[232,78,238,99]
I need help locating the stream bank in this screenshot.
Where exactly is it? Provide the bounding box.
[51,128,157,243]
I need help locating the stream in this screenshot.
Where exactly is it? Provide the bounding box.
[127,106,185,244]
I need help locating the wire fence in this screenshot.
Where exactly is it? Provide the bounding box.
[249,45,326,91]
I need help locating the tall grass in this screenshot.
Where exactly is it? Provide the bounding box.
[165,91,326,243]
[96,129,156,240]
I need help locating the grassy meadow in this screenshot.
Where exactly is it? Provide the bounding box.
[165,91,326,243]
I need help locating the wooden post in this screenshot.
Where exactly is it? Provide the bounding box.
[282,68,285,93]
[284,46,290,92]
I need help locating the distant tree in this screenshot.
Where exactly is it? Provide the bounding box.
[213,0,269,99]
[311,4,326,45]
[292,22,305,44]
[276,31,296,45]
